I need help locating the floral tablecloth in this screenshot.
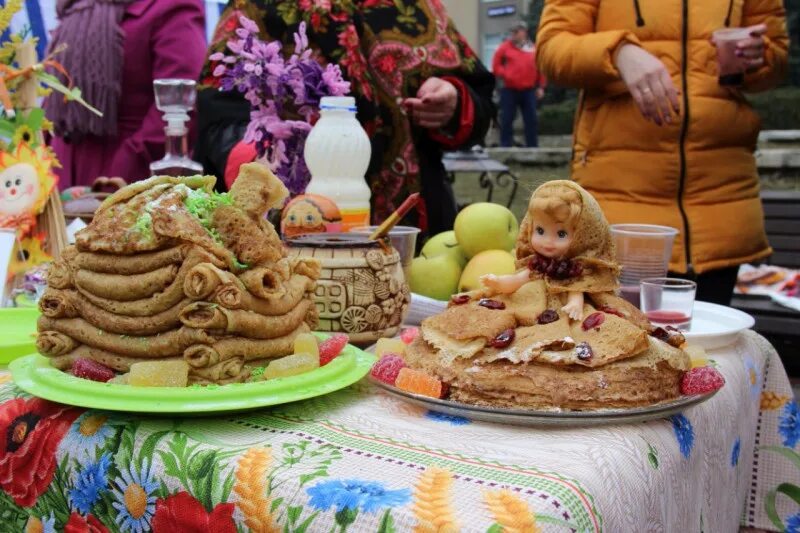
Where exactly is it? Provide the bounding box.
[0,331,797,532]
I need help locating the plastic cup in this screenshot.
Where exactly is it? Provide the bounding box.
[351,226,420,282]
[610,224,679,307]
[640,277,697,330]
[0,229,16,306]
[713,27,751,86]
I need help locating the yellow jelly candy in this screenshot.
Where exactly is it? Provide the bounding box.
[294,333,320,358]
[376,338,406,358]
[108,373,129,385]
[263,352,320,380]
[128,360,189,387]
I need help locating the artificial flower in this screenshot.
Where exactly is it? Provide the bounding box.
[213,16,350,194]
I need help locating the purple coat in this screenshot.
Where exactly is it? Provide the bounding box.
[50,0,207,188]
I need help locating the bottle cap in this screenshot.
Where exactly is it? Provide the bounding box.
[320,96,357,112]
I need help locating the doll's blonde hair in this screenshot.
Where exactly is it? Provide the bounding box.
[529,183,582,226]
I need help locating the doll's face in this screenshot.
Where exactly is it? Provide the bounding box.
[530,215,573,258]
[0,163,40,216]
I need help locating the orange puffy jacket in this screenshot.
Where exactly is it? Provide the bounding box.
[536,0,788,274]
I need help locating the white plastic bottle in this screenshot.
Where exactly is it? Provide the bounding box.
[304,96,371,231]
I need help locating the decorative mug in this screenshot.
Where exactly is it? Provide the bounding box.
[286,233,410,345]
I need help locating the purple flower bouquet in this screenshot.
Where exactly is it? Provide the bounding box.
[211,16,350,194]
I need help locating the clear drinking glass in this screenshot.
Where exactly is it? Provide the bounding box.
[640,277,697,330]
[610,224,679,308]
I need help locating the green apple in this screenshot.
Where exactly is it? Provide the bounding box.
[421,230,468,268]
[458,249,517,292]
[454,202,519,258]
[408,253,462,301]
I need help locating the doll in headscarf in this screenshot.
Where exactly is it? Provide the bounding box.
[482,180,620,321]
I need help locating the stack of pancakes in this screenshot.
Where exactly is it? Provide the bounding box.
[404,281,691,410]
[36,164,319,385]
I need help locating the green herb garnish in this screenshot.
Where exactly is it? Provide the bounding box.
[182,188,233,245]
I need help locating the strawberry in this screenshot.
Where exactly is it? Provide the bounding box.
[680,366,725,395]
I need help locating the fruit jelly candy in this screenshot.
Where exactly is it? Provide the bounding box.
[294,333,320,358]
[263,352,320,380]
[370,354,406,385]
[376,338,406,358]
[319,333,349,366]
[72,358,115,383]
[129,360,190,387]
[400,327,419,344]
[394,367,444,398]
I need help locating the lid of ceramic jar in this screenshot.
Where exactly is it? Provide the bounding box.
[286,233,381,249]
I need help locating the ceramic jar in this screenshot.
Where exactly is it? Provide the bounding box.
[286,233,410,345]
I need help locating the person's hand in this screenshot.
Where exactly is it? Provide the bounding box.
[614,44,680,126]
[535,87,545,99]
[736,23,767,71]
[403,77,458,129]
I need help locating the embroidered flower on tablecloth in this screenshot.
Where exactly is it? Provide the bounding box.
[59,412,117,464]
[744,357,761,399]
[425,410,471,426]
[0,397,81,506]
[779,400,800,448]
[151,491,236,533]
[307,478,410,528]
[110,458,159,532]
[670,414,695,459]
[70,453,112,514]
[64,512,109,533]
[785,512,800,533]
[25,513,56,533]
[731,438,741,467]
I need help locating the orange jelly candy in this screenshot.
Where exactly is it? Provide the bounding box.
[394,368,445,399]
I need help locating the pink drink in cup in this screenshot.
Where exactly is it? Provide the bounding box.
[641,278,697,330]
[713,27,751,86]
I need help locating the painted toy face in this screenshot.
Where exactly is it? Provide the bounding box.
[283,200,326,237]
[0,163,40,216]
[530,215,573,258]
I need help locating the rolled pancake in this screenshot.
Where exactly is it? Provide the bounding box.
[184,262,240,300]
[41,289,187,335]
[239,267,287,300]
[39,288,79,319]
[47,258,72,289]
[73,245,189,275]
[212,204,284,265]
[49,345,182,372]
[188,358,247,382]
[77,247,214,317]
[183,323,309,367]
[36,331,79,357]
[215,274,314,316]
[38,316,211,358]
[290,257,321,280]
[74,264,179,301]
[179,299,312,339]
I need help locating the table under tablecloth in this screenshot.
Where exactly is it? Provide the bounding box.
[0,331,797,532]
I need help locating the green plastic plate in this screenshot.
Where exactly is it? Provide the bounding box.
[10,343,376,414]
[0,308,40,365]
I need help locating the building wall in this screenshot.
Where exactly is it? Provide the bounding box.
[443,0,480,52]
[443,0,527,63]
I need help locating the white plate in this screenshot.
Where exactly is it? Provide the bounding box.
[370,377,718,427]
[682,301,755,350]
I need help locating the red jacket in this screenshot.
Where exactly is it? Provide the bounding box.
[492,40,546,91]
